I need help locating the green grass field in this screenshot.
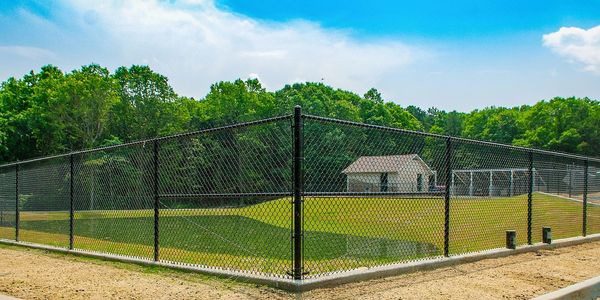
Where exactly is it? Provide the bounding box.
[1,192,599,276]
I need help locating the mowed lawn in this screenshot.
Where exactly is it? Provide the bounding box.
[1,193,599,276]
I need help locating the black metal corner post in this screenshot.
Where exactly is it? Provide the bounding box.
[15,163,19,242]
[443,137,452,257]
[292,105,304,280]
[527,151,533,245]
[69,154,74,250]
[583,160,588,237]
[153,139,160,262]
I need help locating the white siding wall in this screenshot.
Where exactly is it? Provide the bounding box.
[395,160,432,192]
[346,160,433,192]
[347,173,381,192]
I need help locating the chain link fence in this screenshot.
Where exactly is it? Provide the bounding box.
[0,106,599,280]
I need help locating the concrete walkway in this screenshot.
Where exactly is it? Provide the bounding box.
[532,275,600,300]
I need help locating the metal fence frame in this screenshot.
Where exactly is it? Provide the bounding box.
[0,105,599,281]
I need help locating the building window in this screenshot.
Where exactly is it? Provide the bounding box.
[380,172,389,192]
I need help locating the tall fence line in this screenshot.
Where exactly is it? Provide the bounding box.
[0,106,599,280]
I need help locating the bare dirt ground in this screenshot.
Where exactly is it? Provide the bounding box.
[0,241,599,300]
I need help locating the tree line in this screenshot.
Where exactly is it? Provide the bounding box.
[1,64,599,164]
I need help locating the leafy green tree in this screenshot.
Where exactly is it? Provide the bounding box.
[49,64,119,150]
[2,63,600,165]
[109,65,185,140]
[513,97,596,153]
[274,82,361,121]
[364,88,383,103]
[0,65,65,160]
[195,78,276,127]
[445,111,464,137]
[463,107,521,144]
[406,105,429,129]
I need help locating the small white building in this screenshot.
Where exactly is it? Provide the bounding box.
[342,154,434,193]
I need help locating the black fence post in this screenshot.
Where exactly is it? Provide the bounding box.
[443,137,452,257]
[527,151,533,245]
[69,154,74,250]
[292,105,304,280]
[153,139,160,262]
[15,164,19,242]
[583,160,588,237]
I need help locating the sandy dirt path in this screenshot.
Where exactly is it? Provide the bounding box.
[306,241,600,300]
[0,245,290,300]
[0,241,599,299]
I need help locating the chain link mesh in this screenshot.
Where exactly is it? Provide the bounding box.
[587,162,600,235]
[532,155,585,242]
[18,157,70,247]
[449,140,530,254]
[157,119,292,277]
[0,166,16,240]
[302,117,446,277]
[0,112,598,280]
[72,143,155,259]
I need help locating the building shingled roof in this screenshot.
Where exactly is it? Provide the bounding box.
[342,154,428,174]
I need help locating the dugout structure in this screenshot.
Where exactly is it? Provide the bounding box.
[450,165,600,199]
[450,168,543,197]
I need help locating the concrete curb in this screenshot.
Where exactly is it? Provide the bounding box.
[532,275,600,300]
[1,233,600,292]
[298,234,600,291]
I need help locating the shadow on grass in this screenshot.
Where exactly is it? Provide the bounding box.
[19,215,437,261]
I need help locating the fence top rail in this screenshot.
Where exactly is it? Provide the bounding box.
[302,114,600,163]
[0,114,293,168]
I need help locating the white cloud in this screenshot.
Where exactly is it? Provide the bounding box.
[6,1,600,111]
[58,0,425,98]
[543,25,600,73]
[0,46,56,60]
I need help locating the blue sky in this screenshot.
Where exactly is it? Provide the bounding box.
[218,0,600,38]
[1,0,599,111]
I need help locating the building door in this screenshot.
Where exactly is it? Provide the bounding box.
[417,174,423,192]
[380,173,389,192]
